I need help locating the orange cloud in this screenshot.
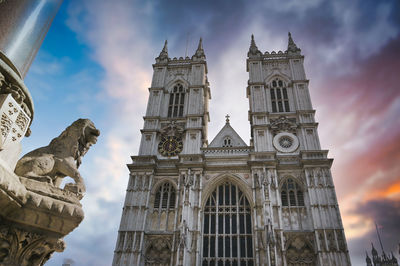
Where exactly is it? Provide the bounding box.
[366,181,400,201]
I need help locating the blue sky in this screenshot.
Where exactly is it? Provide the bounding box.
[21,0,400,265]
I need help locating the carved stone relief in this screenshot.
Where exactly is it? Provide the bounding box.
[0,94,30,149]
[284,232,315,265]
[0,225,64,266]
[0,72,32,124]
[144,235,172,265]
[165,68,190,86]
[269,116,298,135]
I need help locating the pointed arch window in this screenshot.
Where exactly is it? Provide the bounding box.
[168,83,185,117]
[154,182,176,210]
[202,181,254,265]
[280,178,304,207]
[270,78,290,112]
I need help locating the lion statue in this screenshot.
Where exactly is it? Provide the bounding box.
[15,119,100,197]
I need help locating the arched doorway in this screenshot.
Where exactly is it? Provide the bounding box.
[202,181,254,266]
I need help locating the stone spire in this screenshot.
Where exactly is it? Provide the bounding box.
[391,252,398,264]
[192,37,206,60]
[156,40,169,63]
[372,243,378,257]
[287,32,301,55]
[366,251,372,266]
[248,34,262,58]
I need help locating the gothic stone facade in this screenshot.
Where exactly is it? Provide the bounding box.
[113,35,351,266]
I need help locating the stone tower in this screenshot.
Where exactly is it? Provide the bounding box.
[113,34,351,266]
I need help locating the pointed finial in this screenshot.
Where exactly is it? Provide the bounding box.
[288,32,294,43]
[287,32,301,55]
[156,40,169,62]
[366,251,372,264]
[248,34,261,57]
[372,242,378,256]
[193,37,205,60]
[198,37,203,50]
[162,40,168,53]
[250,34,256,47]
[225,114,230,124]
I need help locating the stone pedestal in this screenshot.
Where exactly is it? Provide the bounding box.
[0,149,84,266]
[0,50,87,265]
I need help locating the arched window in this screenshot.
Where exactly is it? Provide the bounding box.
[167,83,185,118]
[202,181,254,265]
[154,182,176,209]
[280,178,304,207]
[270,78,290,113]
[222,136,232,147]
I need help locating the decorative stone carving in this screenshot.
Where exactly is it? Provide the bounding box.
[144,235,172,265]
[160,121,184,137]
[269,116,298,135]
[336,230,347,252]
[179,220,189,249]
[0,94,30,150]
[257,228,265,249]
[0,224,65,266]
[284,232,315,265]
[15,119,100,198]
[326,230,336,250]
[184,169,194,189]
[266,219,275,246]
[0,72,33,124]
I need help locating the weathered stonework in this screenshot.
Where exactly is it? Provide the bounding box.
[0,55,34,170]
[0,118,99,265]
[113,34,351,266]
[0,2,98,264]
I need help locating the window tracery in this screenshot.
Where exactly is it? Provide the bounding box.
[154,182,176,210]
[280,178,304,207]
[167,83,185,118]
[270,78,290,112]
[202,181,254,265]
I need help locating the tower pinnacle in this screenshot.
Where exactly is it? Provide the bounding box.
[193,37,206,60]
[366,251,372,266]
[287,32,301,55]
[156,40,169,62]
[248,34,261,58]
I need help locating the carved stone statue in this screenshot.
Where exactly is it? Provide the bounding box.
[14,119,100,197]
[179,220,189,249]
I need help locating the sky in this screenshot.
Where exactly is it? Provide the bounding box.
[18,0,400,265]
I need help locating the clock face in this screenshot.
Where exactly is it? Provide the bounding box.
[158,136,183,157]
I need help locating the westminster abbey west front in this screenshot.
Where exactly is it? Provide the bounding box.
[112,33,352,266]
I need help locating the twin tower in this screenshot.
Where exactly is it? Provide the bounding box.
[112,34,352,266]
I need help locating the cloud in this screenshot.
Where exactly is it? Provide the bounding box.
[347,199,400,266]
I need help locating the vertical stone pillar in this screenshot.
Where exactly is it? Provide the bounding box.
[0,3,101,265]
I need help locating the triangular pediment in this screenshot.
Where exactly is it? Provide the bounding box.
[208,122,247,148]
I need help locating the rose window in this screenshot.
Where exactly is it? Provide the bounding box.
[273,132,299,153]
[279,136,293,148]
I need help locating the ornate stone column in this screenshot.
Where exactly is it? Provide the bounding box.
[0,2,98,265]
